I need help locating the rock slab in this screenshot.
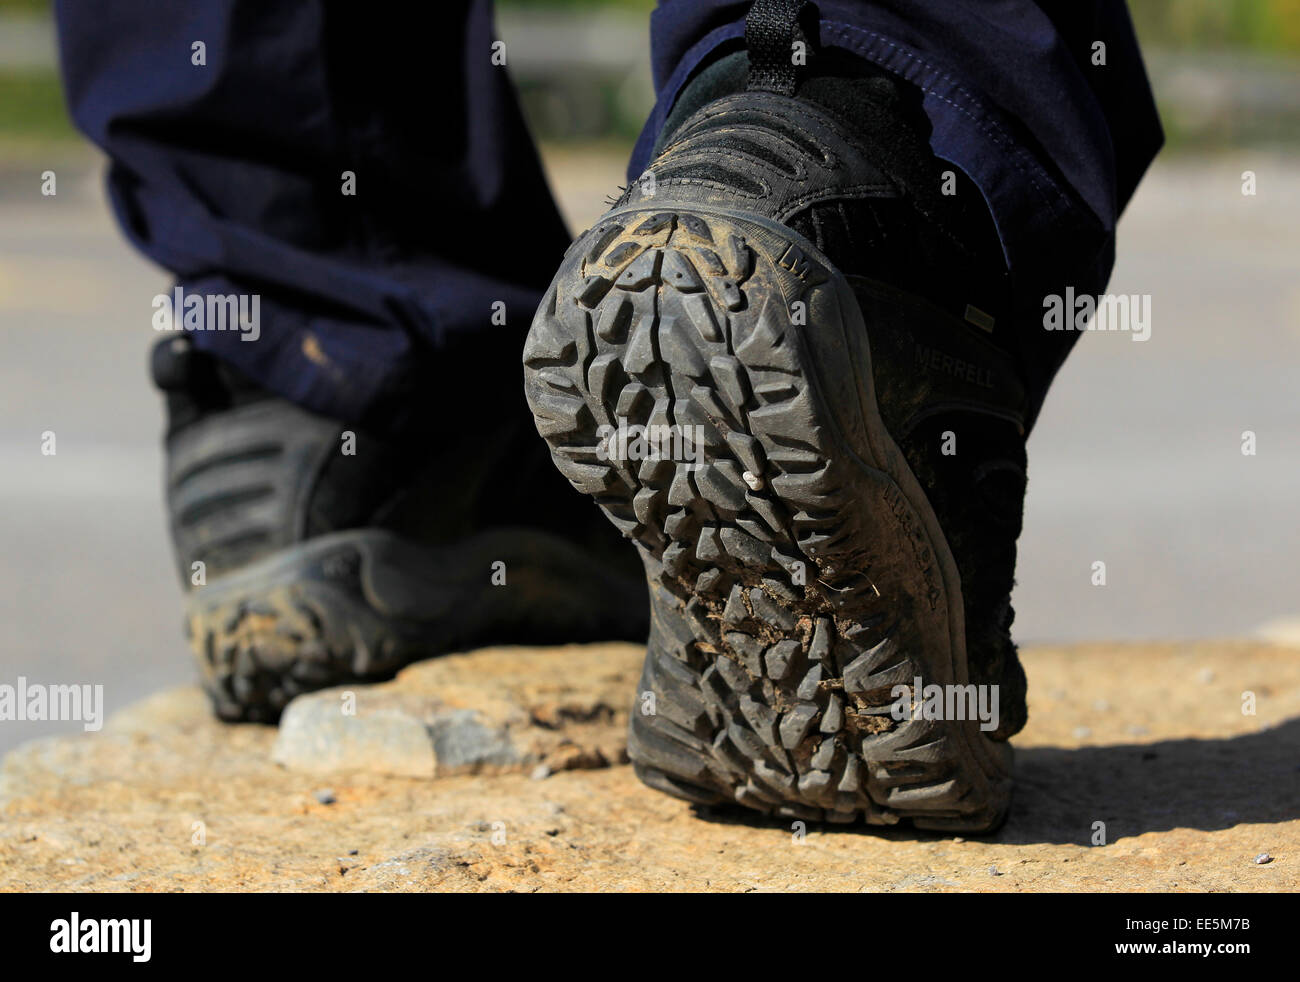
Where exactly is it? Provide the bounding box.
[2,641,1299,892]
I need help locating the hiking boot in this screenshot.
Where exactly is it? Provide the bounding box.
[153,333,647,722]
[522,30,1029,831]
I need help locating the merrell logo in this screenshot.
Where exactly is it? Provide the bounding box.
[914,343,995,389]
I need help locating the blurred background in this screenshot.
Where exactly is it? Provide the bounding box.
[1,0,1297,750]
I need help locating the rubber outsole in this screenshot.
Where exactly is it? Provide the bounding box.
[186,527,646,723]
[523,206,1012,832]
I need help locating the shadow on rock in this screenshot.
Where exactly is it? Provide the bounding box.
[686,716,1300,844]
[1002,716,1300,844]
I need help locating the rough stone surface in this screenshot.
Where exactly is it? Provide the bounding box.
[270,645,633,780]
[273,704,438,779]
[1,641,1298,892]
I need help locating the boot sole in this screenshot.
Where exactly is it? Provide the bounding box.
[186,527,646,722]
[523,205,1011,832]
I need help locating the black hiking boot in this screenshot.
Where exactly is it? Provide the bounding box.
[522,9,1029,832]
[153,333,647,723]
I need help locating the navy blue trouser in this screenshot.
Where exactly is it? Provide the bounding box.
[55,0,1160,433]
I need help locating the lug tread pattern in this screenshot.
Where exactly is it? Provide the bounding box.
[524,210,1008,832]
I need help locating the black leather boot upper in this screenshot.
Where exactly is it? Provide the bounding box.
[150,334,642,589]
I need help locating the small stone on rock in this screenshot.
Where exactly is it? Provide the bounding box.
[1253,853,1273,865]
[313,788,336,805]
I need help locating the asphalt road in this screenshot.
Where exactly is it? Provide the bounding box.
[1,148,1297,751]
